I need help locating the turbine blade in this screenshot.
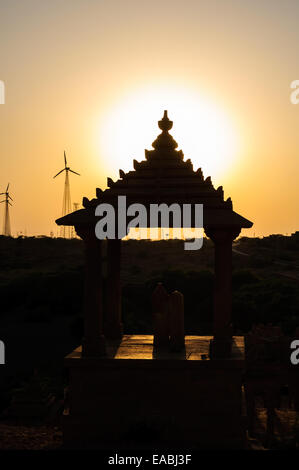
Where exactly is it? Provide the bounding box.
[53,168,65,178]
[69,169,80,176]
[8,201,12,206]
[6,183,9,192]
[8,195,13,201]
[64,151,67,167]
[0,200,5,204]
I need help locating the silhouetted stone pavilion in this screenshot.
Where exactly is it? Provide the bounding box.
[56,111,253,448]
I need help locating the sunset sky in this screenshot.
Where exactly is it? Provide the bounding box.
[0,0,298,237]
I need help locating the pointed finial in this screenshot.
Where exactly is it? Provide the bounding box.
[158,110,173,132]
[152,110,178,150]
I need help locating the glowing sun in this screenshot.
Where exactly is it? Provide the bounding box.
[97,84,238,185]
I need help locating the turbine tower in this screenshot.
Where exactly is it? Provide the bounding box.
[71,202,80,238]
[0,183,13,237]
[53,151,80,238]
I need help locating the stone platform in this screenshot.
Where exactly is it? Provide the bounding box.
[63,335,247,449]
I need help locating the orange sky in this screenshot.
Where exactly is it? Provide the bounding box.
[0,0,298,237]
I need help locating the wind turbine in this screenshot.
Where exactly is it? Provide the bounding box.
[53,151,80,238]
[0,183,13,237]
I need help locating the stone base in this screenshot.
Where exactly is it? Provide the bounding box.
[209,337,232,359]
[63,335,246,449]
[82,334,106,357]
[104,321,124,340]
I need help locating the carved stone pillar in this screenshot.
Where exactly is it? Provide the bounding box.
[75,225,106,356]
[104,238,123,339]
[205,226,240,358]
[152,283,169,347]
[169,290,185,352]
